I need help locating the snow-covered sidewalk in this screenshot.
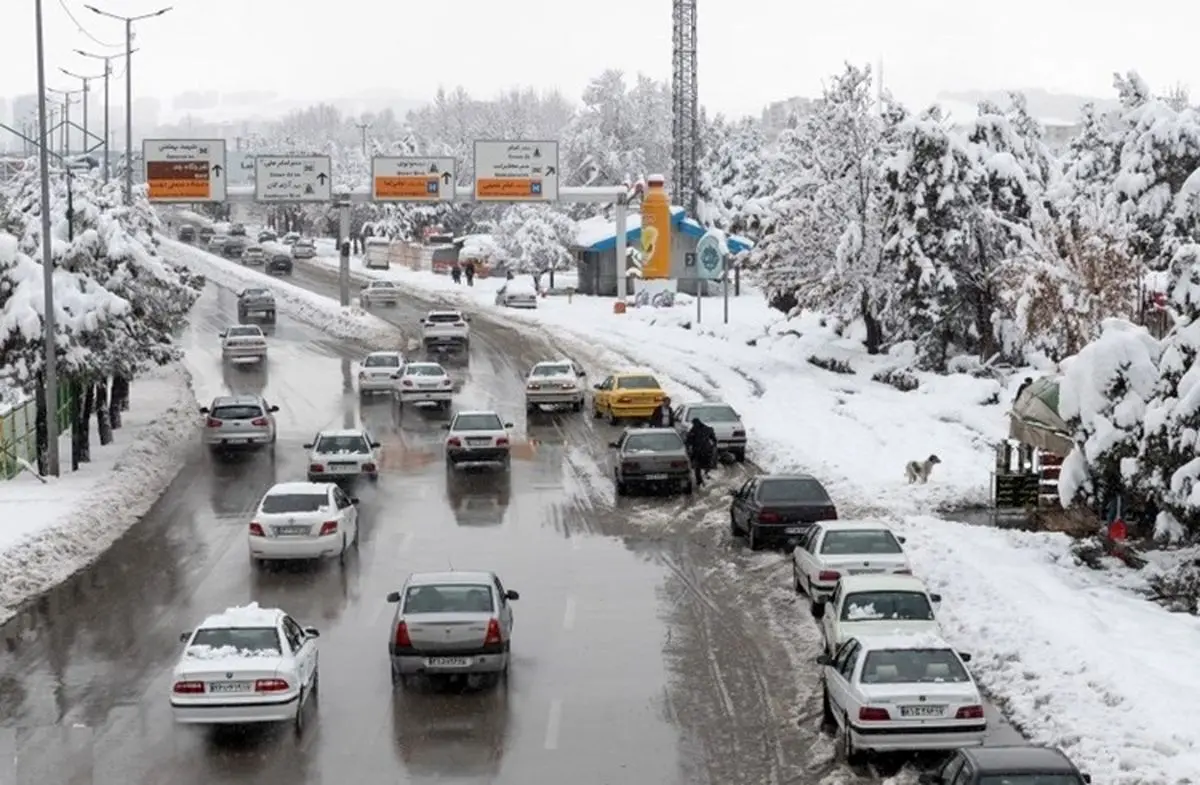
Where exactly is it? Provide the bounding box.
[287,252,1200,784]
[0,362,197,626]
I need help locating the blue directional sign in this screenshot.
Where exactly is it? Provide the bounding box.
[695,232,725,280]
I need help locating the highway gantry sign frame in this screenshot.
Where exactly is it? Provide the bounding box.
[254,155,333,202]
[371,157,457,202]
[473,140,559,202]
[142,139,227,203]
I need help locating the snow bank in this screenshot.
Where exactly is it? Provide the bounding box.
[160,238,401,347]
[0,361,197,626]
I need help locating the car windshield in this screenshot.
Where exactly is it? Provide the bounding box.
[979,776,1082,785]
[688,404,739,422]
[841,591,935,622]
[859,648,969,684]
[406,364,444,376]
[454,413,504,431]
[404,584,494,613]
[364,354,401,367]
[226,327,261,337]
[370,281,396,289]
[247,246,262,252]
[314,434,369,454]
[616,375,660,390]
[427,313,462,323]
[211,404,263,420]
[532,364,572,377]
[758,478,830,503]
[820,530,903,555]
[624,432,684,452]
[296,239,313,246]
[188,626,281,654]
[260,493,328,514]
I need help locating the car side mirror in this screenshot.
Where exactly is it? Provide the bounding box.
[198,407,209,414]
[593,383,602,390]
[958,652,972,662]
[269,405,279,412]
[607,441,619,448]
[179,631,190,642]
[505,590,519,600]
[350,497,360,505]
[504,422,514,428]
[302,443,313,449]
[303,627,320,638]
[897,536,906,543]
[815,653,832,666]
[442,424,451,430]
[386,591,401,603]
[930,593,942,603]
[1081,775,1091,784]
[370,441,381,448]
[811,601,826,619]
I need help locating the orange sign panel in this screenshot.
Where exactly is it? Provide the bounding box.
[476,178,543,200]
[146,160,211,200]
[148,179,211,200]
[375,176,439,199]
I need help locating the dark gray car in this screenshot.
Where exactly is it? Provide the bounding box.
[921,745,1091,784]
[609,427,693,496]
[237,287,276,323]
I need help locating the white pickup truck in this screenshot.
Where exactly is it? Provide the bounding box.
[420,310,470,355]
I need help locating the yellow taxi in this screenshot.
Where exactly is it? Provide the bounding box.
[591,372,666,423]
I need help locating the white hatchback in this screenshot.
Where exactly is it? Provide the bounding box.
[358,351,406,395]
[248,482,360,565]
[305,428,381,483]
[395,361,454,409]
[170,603,320,734]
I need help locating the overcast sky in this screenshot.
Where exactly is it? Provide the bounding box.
[3,0,1198,118]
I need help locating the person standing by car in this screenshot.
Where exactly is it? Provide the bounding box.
[685,417,718,487]
[649,396,675,427]
[464,260,475,286]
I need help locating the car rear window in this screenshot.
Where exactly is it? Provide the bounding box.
[406,364,444,376]
[616,375,659,390]
[689,404,739,422]
[189,626,281,654]
[624,432,684,452]
[860,648,969,684]
[314,435,369,454]
[454,413,503,431]
[427,313,463,323]
[820,530,903,555]
[404,584,494,613]
[841,591,934,621]
[364,354,401,367]
[532,364,572,377]
[211,405,263,420]
[243,289,268,297]
[261,493,328,514]
[757,478,830,503]
[226,326,262,337]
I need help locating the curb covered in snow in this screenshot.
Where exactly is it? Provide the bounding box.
[0,362,199,626]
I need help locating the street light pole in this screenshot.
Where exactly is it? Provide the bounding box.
[60,67,107,162]
[77,49,136,183]
[355,122,370,156]
[84,4,171,204]
[46,88,82,157]
[34,0,60,476]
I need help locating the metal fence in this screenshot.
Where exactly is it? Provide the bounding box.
[1,387,73,480]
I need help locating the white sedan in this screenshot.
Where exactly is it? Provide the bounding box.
[361,279,401,307]
[812,573,943,655]
[220,324,268,364]
[444,410,513,471]
[818,632,986,762]
[248,481,360,565]
[495,280,538,308]
[305,428,381,483]
[524,359,587,413]
[170,602,320,734]
[357,350,406,395]
[792,521,911,603]
[395,361,454,409]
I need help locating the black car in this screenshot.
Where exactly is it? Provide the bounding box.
[258,229,277,243]
[197,226,214,242]
[267,253,293,275]
[921,745,1091,785]
[729,474,837,550]
[229,223,247,236]
[178,225,196,242]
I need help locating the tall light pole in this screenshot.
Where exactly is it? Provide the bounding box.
[34,0,61,476]
[46,88,82,156]
[60,67,106,162]
[84,4,172,204]
[77,48,135,183]
[355,122,370,156]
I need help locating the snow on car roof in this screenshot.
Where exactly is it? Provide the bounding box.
[366,350,403,357]
[851,630,954,651]
[316,428,367,437]
[266,481,333,495]
[369,280,397,286]
[455,409,501,417]
[409,570,495,585]
[197,602,283,630]
[428,310,463,316]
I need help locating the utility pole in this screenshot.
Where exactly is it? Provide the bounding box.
[355,122,370,156]
[46,88,82,156]
[77,49,135,183]
[85,4,172,204]
[60,67,107,162]
[34,0,60,476]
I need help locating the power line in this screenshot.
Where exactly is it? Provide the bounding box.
[57,0,122,49]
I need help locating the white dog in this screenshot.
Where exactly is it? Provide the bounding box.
[904,454,941,484]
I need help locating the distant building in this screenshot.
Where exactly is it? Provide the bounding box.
[12,94,37,125]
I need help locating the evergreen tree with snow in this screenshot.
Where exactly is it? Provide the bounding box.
[697,115,768,239]
[496,204,575,274]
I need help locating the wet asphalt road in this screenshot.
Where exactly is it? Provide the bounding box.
[0,251,1020,785]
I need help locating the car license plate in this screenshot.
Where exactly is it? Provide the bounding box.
[330,464,358,473]
[207,681,251,693]
[899,705,946,717]
[467,438,490,446]
[850,568,884,574]
[425,657,472,668]
[785,526,806,534]
[644,473,668,480]
[275,525,309,535]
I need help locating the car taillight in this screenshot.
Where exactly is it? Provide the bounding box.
[250,417,269,426]
[732,429,746,437]
[447,437,462,447]
[669,460,688,469]
[309,463,324,473]
[172,680,205,694]
[758,511,782,523]
[820,506,838,520]
[362,463,377,473]
[319,521,338,536]
[394,621,411,647]
[402,379,413,387]
[254,679,290,692]
[858,707,890,721]
[818,570,841,582]
[206,417,222,428]
[483,618,502,645]
[496,437,509,446]
[249,522,264,537]
[955,705,984,719]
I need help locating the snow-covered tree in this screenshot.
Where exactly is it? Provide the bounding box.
[495,205,575,273]
[697,115,767,239]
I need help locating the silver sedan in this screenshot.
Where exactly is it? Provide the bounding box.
[673,401,748,462]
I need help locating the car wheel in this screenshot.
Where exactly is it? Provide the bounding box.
[592,401,602,419]
[821,686,836,729]
[840,711,865,764]
[748,525,762,551]
[683,479,694,495]
[571,399,583,412]
[729,511,739,538]
[311,667,320,699]
[390,663,409,689]
[294,688,306,736]
[615,474,628,497]
[526,402,536,415]
[793,567,803,594]
[501,455,511,472]
[733,449,746,463]
[266,311,276,323]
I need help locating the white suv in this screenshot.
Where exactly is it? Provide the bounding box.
[420,310,470,355]
[200,394,278,454]
[444,410,513,471]
[305,428,381,483]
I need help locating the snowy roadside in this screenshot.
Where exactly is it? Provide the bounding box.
[0,361,197,626]
[290,253,1200,784]
[160,239,403,348]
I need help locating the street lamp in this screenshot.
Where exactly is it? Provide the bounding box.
[83,4,172,204]
[60,67,107,163]
[76,48,137,183]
